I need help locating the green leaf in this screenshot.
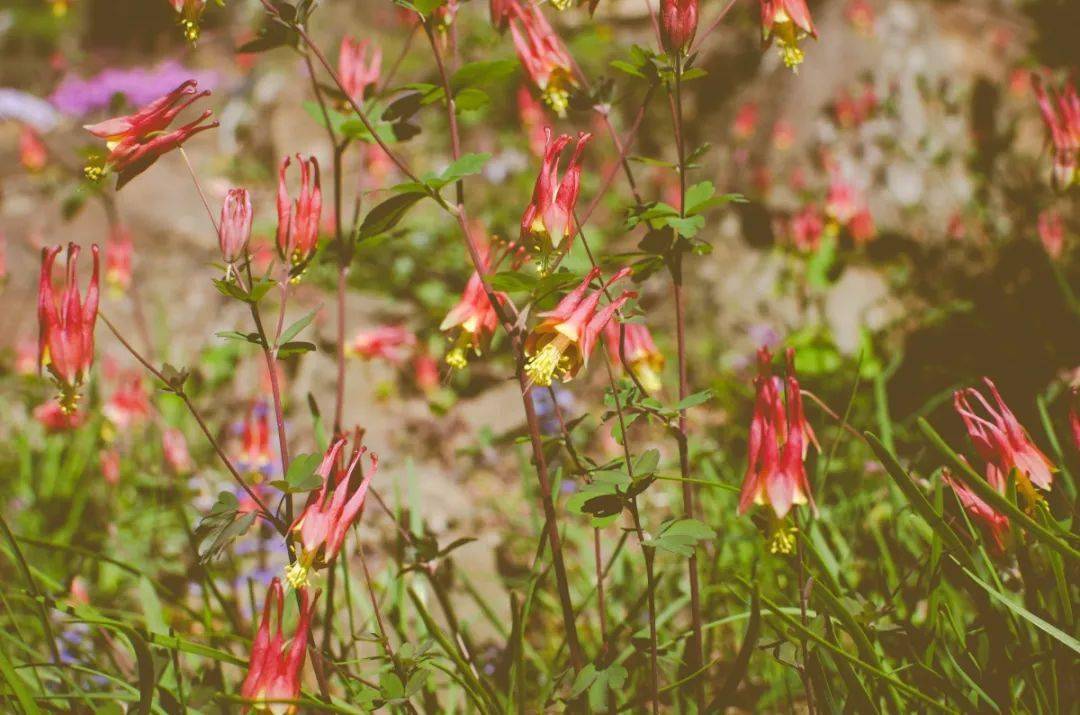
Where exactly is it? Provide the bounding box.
[279,453,324,493]
[454,88,490,112]
[646,518,715,556]
[358,192,428,240]
[674,389,713,411]
[279,306,321,345]
[665,215,705,238]
[438,152,490,185]
[0,645,41,715]
[137,576,168,635]
[489,271,537,292]
[634,448,661,477]
[277,341,316,357]
[962,566,1080,654]
[610,59,645,78]
[683,181,715,213]
[215,330,262,345]
[451,60,517,91]
[712,588,760,709]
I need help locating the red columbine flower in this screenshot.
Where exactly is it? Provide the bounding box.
[509,2,577,116]
[20,126,47,172]
[238,401,274,479]
[276,155,322,272]
[760,0,817,71]
[603,321,665,393]
[83,80,217,189]
[441,250,505,370]
[240,579,317,714]
[739,348,820,530]
[520,129,591,268]
[34,401,86,432]
[954,378,1056,494]
[490,0,517,31]
[348,325,416,365]
[1031,74,1079,191]
[338,36,381,103]
[220,188,253,266]
[286,437,377,588]
[1037,210,1064,260]
[659,0,699,56]
[942,466,1010,553]
[38,243,100,413]
[169,0,207,42]
[789,205,824,252]
[105,225,133,295]
[103,373,151,430]
[163,427,193,474]
[524,268,636,386]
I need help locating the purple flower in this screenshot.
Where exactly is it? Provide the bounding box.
[49,60,219,118]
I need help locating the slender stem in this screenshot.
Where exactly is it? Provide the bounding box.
[356,547,418,714]
[669,52,705,708]
[795,511,816,714]
[688,0,739,55]
[178,147,219,234]
[0,513,61,664]
[99,312,283,532]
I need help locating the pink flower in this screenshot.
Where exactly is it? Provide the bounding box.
[441,250,505,370]
[83,80,217,188]
[520,129,591,263]
[603,321,665,393]
[732,102,760,141]
[238,401,274,479]
[100,448,121,485]
[286,437,377,588]
[38,243,100,413]
[413,352,441,393]
[942,467,1010,553]
[517,84,548,157]
[738,348,820,520]
[240,579,317,714]
[771,120,796,151]
[1037,210,1064,260]
[276,155,323,271]
[659,0,699,55]
[219,188,253,265]
[509,2,577,116]
[105,225,134,295]
[1032,74,1079,190]
[524,268,636,386]
[34,401,86,432]
[760,0,817,71]
[848,207,876,245]
[844,0,875,37]
[954,378,1056,493]
[349,325,416,365]
[338,36,381,102]
[1069,387,1080,457]
[103,373,151,430]
[789,205,824,251]
[163,427,193,474]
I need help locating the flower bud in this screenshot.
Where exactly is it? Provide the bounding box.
[660,0,699,55]
[218,188,252,264]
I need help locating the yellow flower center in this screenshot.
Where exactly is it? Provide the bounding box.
[769,525,798,554]
[525,334,572,387]
[631,359,663,394]
[446,346,468,370]
[284,550,315,589]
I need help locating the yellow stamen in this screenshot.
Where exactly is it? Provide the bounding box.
[631,360,663,394]
[525,334,572,386]
[550,0,572,9]
[769,525,798,554]
[446,346,468,370]
[542,87,570,118]
[285,550,315,589]
[182,19,200,43]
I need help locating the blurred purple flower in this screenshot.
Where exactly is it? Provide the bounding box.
[0,88,62,130]
[530,384,576,436]
[747,323,781,350]
[49,60,219,118]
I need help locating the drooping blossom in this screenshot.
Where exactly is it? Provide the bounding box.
[105,225,134,295]
[789,205,824,251]
[1037,210,1064,260]
[1031,74,1079,191]
[103,373,151,430]
[219,188,253,266]
[517,84,548,157]
[825,179,860,225]
[760,0,817,71]
[738,348,820,524]
[34,401,86,432]
[942,466,1010,553]
[240,579,317,713]
[276,155,323,271]
[338,36,381,103]
[659,0,699,55]
[163,427,193,474]
[523,268,636,387]
[771,120,796,151]
[441,249,505,370]
[848,207,876,245]
[20,126,48,172]
[509,2,578,116]
[83,79,217,188]
[603,321,665,393]
[169,0,208,43]
[413,352,441,394]
[490,0,517,31]
[520,129,591,266]
[100,448,121,485]
[237,401,274,479]
[348,325,416,365]
[38,243,100,413]
[286,436,377,588]
[954,378,1056,493]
